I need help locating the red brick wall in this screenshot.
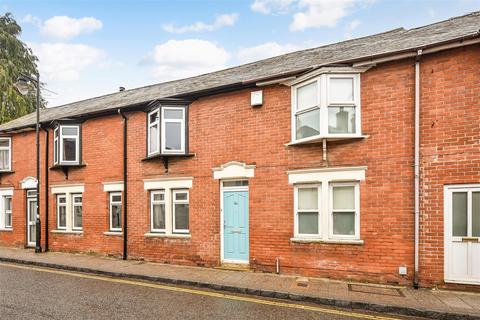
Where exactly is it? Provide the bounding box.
[419,45,480,287]
[0,44,478,287]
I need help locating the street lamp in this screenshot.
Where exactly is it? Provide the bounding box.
[14,72,42,253]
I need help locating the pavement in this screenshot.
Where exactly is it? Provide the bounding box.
[0,246,479,320]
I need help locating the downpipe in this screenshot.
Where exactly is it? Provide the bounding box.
[413,50,422,289]
[118,109,128,260]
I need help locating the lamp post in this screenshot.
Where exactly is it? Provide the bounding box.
[14,72,42,253]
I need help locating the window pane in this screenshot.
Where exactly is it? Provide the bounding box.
[5,212,11,227]
[174,204,189,231]
[328,106,356,134]
[152,204,165,230]
[153,193,164,201]
[333,212,355,235]
[223,180,248,187]
[297,82,317,110]
[112,195,122,202]
[298,188,318,210]
[0,149,9,170]
[298,212,318,234]
[149,125,158,153]
[165,122,182,151]
[0,139,9,147]
[149,111,158,123]
[74,196,82,203]
[63,138,77,161]
[5,197,11,211]
[175,192,188,201]
[164,109,183,119]
[452,192,467,237]
[333,186,355,210]
[58,197,66,204]
[473,192,480,237]
[58,206,66,228]
[74,205,82,228]
[296,109,320,140]
[62,127,78,136]
[330,78,354,102]
[112,204,122,229]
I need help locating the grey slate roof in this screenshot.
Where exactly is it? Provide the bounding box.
[2,11,480,132]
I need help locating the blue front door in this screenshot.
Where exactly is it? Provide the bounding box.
[223,191,249,262]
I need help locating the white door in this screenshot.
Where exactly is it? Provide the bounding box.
[445,185,480,285]
[27,197,37,247]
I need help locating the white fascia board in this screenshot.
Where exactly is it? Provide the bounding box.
[144,177,193,190]
[103,182,124,192]
[285,66,371,87]
[287,166,367,184]
[51,184,85,194]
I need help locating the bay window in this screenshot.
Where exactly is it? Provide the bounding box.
[292,73,361,142]
[53,124,81,166]
[0,137,12,172]
[147,105,188,157]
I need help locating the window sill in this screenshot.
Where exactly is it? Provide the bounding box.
[286,135,369,146]
[144,232,191,239]
[51,229,83,235]
[50,162,87,170]
[142,153,196,161]
[104,231,123,236]
[0,170,14,174]
[0,228,13,232]
[290,238,364,245]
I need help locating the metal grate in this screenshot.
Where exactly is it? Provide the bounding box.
[348,284,405,297]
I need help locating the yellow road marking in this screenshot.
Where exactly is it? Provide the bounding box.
[0,262,403,320]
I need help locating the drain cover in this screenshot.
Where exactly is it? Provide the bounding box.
[348,284,404,297]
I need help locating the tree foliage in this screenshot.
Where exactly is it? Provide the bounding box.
[0,12,41,124]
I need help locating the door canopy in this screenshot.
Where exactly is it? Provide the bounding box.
[212,161,255,180]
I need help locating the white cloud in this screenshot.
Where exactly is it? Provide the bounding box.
[163,13,239,34]
[23,15,103,40]
[344,19,360,39]
[250,0,295,14]
[290,0,356,31]
[148,39,230,81]
[29,42,106,81]
[237,42,304,64]
[251,0,369,31]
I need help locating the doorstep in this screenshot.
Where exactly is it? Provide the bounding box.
[216,262,250,272]
[0,246,479,320]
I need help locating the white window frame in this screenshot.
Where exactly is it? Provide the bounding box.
[147,108,160,156]
[172,189,189,234]
[161,107,185,154]
[294,184,321,239]
[109,192,122,232]
[291,73,361,143]
[53,127,58,165]
[72,194,83,231]
[3,195,12,229]
[0,137,12,172]
[150,190,166,233]
[328,182,360,240]
[56,194,67,230]
[58,125,80,164]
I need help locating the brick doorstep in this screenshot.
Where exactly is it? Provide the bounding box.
[0,247,479,320]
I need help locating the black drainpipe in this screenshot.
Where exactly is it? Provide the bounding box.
[118,110,128,260]
[42,127,49,252]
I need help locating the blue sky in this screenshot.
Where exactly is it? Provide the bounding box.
[1,0,479,107]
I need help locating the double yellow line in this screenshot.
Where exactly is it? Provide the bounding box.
[0,262,402,320]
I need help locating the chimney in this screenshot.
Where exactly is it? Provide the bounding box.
[119,87,125,92]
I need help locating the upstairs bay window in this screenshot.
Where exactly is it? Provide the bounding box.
[292,73,361,142]
[54,124,81,166]
[0,137,12,172]
[147,105,188,157]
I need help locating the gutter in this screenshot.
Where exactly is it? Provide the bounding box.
[413,50,422,289]
[118,109,128,260]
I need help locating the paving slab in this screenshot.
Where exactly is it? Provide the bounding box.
[0,246,479,320]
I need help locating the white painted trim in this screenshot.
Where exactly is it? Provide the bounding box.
[144,233,191,239]
[161,106,185,154]
[58,125,80,164]
[290,238,364,245]
[285,66,370,86]
[0,189,13,230]
[294,184,322,239]
[56,194,67,230]
[51,184,85,194]
[104,231,123,236]
[21,177,38,190]
[172,189,189,234]
[287,166,366,184]
[109,192,122,232]
[212,161,255,180]
[147,108,160,156]
[0,137,12,172]
[26,197,37,247]
[103,182,124,192]
[51,229,83,235]
[220,180,249,264]
[150,190,166,233]
[328,182,360,240]
[144,177,193,190]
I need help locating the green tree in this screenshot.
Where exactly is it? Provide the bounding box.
[0,12,41,124]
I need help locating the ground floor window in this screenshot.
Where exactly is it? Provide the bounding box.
[109,192,122,232]
[294,182,360,240]
[52,185,84,232]
[0,189,13,230]
[150,189,189,234]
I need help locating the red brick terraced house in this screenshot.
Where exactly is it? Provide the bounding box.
[0,12,479,289]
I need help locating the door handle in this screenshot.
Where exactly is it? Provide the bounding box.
[462,237,479,242]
